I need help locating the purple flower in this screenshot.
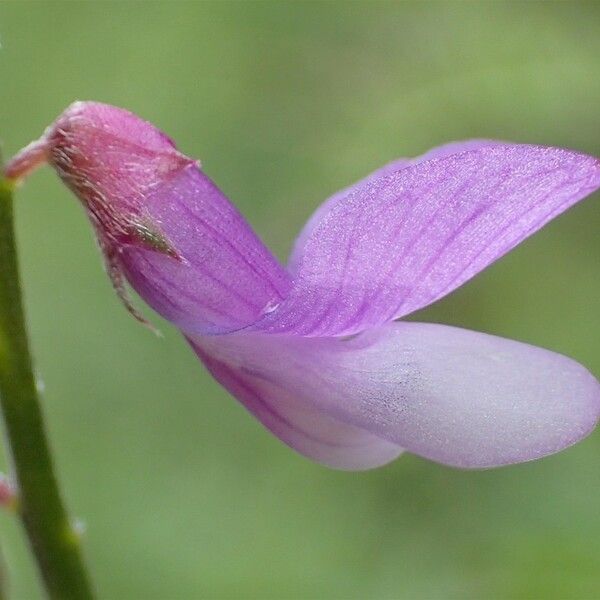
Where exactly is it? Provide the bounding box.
[6,101,600,470]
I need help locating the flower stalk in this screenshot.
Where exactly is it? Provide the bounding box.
[0,176,93,598]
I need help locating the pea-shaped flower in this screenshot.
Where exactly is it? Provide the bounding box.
[6,101,600,470]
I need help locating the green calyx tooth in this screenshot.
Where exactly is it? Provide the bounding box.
[129,220,181,260]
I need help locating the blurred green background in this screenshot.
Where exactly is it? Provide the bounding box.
[1,1,600,598]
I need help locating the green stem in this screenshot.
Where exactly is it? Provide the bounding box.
[0,178,94,599]
[0,542,8,600]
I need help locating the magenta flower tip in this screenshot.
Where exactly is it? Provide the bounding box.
[48,102,193,250]
[8,102,600,471]
[6,102,190,257]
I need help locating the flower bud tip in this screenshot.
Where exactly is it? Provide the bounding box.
[0,474,18,512]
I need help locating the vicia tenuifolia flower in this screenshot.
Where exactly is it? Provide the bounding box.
[6,101,600,470]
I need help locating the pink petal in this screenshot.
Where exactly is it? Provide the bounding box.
[253,144,600,336]
[288,139,498,273]
[190,340,403,470]
[192,322,600,469]
[119,164,291,334]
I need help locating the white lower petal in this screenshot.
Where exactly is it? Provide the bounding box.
[192,322,600,469]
